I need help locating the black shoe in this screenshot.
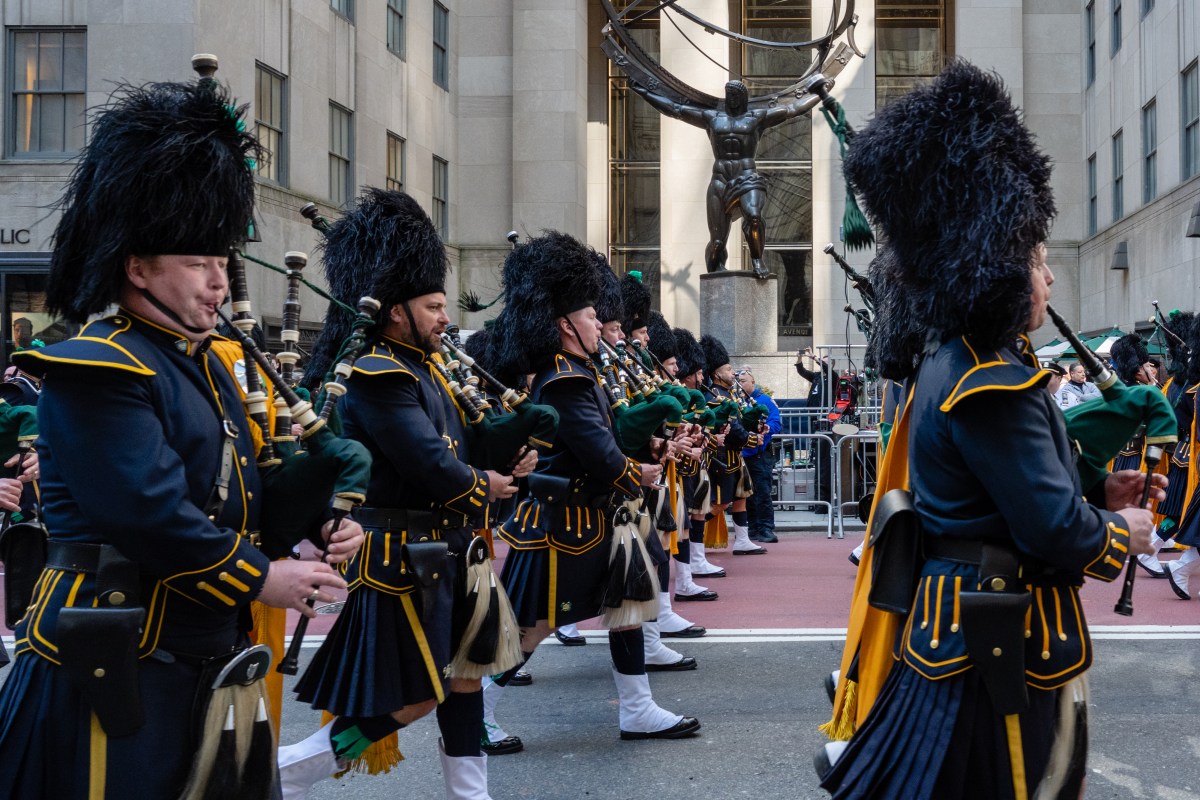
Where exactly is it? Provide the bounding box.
[692,566,726,578]
[507,669,533,686]
[555,630,587,646]
[674,589,718,602]
[848,551,860,567]
[824,672,837,704]
[752,532,779,543]
[732,546,767,555]
[661,625,707,639]
[620,716,701,740]
[646,656,698,672]
[481,735,524,756]
[1165,562,1192,600]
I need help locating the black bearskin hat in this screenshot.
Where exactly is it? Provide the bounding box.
[844,60,1054,351]
[48,78,260,323]
[593,253,624,325]
[1185,315,1200,387]
[1110,334,1149,386]
[305,189,446,384]
[621,272,652,334]
[673,328,705,379]
[491,231,603,377]
[864,248,927,381]
[1162,310,1193,377]
[700,334,731,378]
[646,312,678,363]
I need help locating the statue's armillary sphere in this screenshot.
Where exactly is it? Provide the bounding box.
[600,0,864,112]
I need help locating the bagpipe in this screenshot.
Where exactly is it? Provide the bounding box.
[0,402,45,630]
[596,339,685,457]
[1047,304,1176,616]
[436,330,560,475]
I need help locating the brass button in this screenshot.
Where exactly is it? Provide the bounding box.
[990,577,1006,591]
[547,496,555,502]
[248,492,254,500]
[219,572,229,581]
[108,591,126,606]
[93,668,106,678]
[240,456,248,466]
[198,581,209,590]
[992,647,1002,657]
[1042,650,1051,660]
[930,639,939,649]
[1058,633,1068,642]
[1025,630,1032,638]
[431,572,439,580]
[950,623,959,633]
[920,621,927,630]
[443,519,449,526]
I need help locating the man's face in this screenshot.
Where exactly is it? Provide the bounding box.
[1047,372,1063,396]
[629,326,649,347]
[713,363,734,386]
[1070,365,1086,383]
[682,369,703,390]
[562,306,601,356]
[12,319,32,347]
[736,371,756,395]
[1027,243,1053,332]
[725,82,748,116]
[388,292,450,353]
[126,254,229,340]
[661,356,678,378]
[601,320,624,348]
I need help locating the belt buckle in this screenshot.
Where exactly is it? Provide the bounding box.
[223,420,240,439]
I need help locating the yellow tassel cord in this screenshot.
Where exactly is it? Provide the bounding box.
[248,600,286,731]
[88,712,107,800]
[822,382,912,739]
[704,513,728,549]
[321,710,405,776]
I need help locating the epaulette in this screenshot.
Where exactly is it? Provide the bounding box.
[12,315,155,378]
[351,341,418,380]
[536,353,596,390]
[937,336,1049,413]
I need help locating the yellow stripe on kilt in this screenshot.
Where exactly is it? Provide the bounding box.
[399,594,445,704]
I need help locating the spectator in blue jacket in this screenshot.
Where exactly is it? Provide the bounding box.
[737,367,783,543]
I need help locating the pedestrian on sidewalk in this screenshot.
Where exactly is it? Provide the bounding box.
[737,367,782,543]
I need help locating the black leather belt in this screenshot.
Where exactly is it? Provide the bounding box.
[46,541,103,573]
[355,506,470,531]
[922,536,985,565]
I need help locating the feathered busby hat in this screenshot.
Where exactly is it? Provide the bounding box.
[646,312,678,364]
[699,334,731,378]
[621,272,652,335]
[47,78,260,324]
[843,60,1055,351]
[593,253,624,325]
[1161,310,1193,377]
[864,248,927,381]
[491,231,603,377]
[305,188,446,384]
[1110,334,1150,386]
[673,328,705,379]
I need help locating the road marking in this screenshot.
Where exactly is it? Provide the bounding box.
[6,625,1197,652]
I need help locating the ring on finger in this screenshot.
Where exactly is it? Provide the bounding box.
[308,589,320,602]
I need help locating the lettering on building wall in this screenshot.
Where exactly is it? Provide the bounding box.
[0,230,32,246]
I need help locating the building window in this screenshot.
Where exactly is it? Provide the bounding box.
[386,133,405,192]
[1184,62,1199,181]
[1140,0,1153,20]
[1111,0,1122,57]
[1087,154,1098,236]
[8,29,86,157]
[875,1,952,108]
[387,0,406,59]
[433,2,449,90]
[610,19,661,306]
[1142,100,1157,203]
[432,156,448,237]
[328,103,353,207]
[1111,130,1123,220]
[1085,3,1096,87]
[255,64,286,185]
[331,0,354,21]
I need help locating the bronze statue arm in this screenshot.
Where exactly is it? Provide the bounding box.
[761,90,825,129]
[630,81,707,127]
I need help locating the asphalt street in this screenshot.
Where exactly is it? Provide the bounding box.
[278,635,1199,800]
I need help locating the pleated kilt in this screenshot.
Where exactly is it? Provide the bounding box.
[295,526,470,716]
[709,467,738,506]
[1158,439,1191,521]
[0,650,206,799]
[1112,448,1143,474]
[821,663,1064,800]
[497,498,611,629]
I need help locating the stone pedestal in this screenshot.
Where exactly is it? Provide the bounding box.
[699,271,778,356]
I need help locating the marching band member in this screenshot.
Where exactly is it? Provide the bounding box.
[0,72,351,799]
[281,189,533,799]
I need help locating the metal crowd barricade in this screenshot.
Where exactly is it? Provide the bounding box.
[772,404,882,539]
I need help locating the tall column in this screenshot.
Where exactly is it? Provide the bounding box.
[658,1,730,333]
[512,0,589,238]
